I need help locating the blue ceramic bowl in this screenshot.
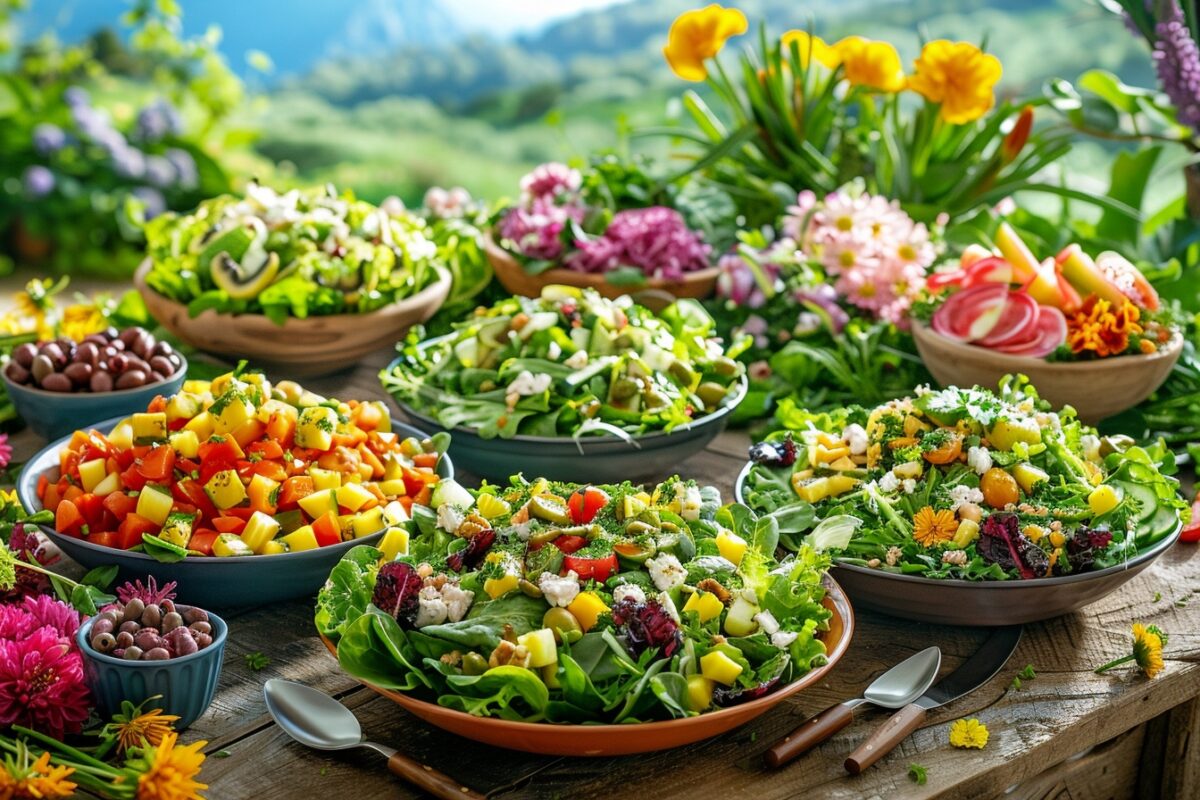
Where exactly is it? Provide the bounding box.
[17,417,454,608]
[77,605,227,730]
[2,357,187,440]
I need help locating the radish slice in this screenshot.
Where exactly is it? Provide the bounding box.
[931,283,1008,341]
[961,257,1014,288]
[993,306,1067,358]
[976,292,1039,348]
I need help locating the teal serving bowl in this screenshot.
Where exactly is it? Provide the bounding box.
[77,605,227,730]
[17,417,453,608]
[385,354,746,484]
[2,357,187,440]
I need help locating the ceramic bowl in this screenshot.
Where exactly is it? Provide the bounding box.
[734,462,1182,625]
[322,575,852,756]
[2,358,187,441]
[17,417,454,608]
[911,322,1183,424]
[485,235,720,310]
[387,356,747,483]
[77,605,227,730]
[135,260,452,377]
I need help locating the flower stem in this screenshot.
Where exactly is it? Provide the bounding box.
[1094,654,1134,674]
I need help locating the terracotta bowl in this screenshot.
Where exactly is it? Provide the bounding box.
[322,575,853,756]
[734,462,1182,626]
[912,322,1182,424]
[134,259,451,377]
[485,234,719,310]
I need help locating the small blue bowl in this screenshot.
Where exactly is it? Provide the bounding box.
[3,357,187,440]
[77,605,227,730]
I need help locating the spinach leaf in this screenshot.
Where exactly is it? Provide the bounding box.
[336,608,431,692]
[440,666,550,720]
[315,544,380,640]
[419,593,545,650]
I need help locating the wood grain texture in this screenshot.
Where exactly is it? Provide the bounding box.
[3,291,1198,800]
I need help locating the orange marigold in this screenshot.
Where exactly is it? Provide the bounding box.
[913,506,957,547]
[1066,296,1143,358]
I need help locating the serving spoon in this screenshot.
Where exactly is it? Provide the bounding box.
[264,679,484,799]
[765,646,942,767]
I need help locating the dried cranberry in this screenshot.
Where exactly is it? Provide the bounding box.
[749,434,797,468]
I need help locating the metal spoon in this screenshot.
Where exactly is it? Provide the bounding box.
[765,646,942,767]
[263,679,484,800]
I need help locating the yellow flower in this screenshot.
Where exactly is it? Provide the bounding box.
[832,36,905,92]
[1132,624,1165,679]
[0,749,77,800]
[948,718,989,749]
[58,303,107,342]
[114,706,181,755]
[136,732,208,800]
[663,4,748,82]
[907,40,1003,124]
[780,30,840,69]
[912,506,957,547]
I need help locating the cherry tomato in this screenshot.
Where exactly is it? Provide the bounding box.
[1181,499,1200,543]
[553,535,589,554]
[563,553,618,583]
[568,486,610,525]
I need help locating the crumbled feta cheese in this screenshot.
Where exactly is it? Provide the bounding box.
[1080,434,1101,463]
[547,341,562,361]
[507,370,552,397]
[612,584,646,605]
[538,571,580,608]
[646,554,687,592]
[677,483,702,521]
[948,485,985,512]
[415,586,448,627]
[879,472,901,493]
[843,424,868,455]
[657,592,681,623]
[967,446,993,476]
[509,521,534,541]
[643,344,674,373]
[440,583,474,622]
[563,350,588,370]
[754,610,780,635]
[771,630,799,649]
[902,478,918,494]
[437,504,464,534]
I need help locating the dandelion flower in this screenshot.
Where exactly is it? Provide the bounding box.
[134,732,209,800]
[663,4,748,82]
[913,506,958,547]
[1097,623,1167,679]
[108,700,181,754]
[0,745,77,800]
[907,40,1002,124]
[948,718,989,749]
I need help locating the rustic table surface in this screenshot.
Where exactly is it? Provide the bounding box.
[8,323,1200,800]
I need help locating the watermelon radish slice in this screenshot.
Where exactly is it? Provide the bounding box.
[961,257,1014,288]
[975,291,1039,348]
[931,283,1008,341]
[992,306,1067,358]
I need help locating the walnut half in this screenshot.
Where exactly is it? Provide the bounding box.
[488,640,531,669]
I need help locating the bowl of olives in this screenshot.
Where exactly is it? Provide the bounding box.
[2,326,187,439]
[76,597,227,730]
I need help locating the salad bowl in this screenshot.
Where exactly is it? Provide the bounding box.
[137,260,451,377]
[320,576,852,756]
[485,235,720,307]
[912,322,1182,424]
[18,416,454,608]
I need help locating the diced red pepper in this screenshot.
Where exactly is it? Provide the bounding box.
[137,445,176,483]
[188,529,220,556]
[311,511,342,547]
[563,553,619,583]
[568,486,610,525]
[247,440,284,460]
[119,464,148,493]
[1182,498,1200,543]
[278,477,314,511]
[87,531,119,549]
[553,535,589,555]
[172,478,219,523]
[116,513,159,550]
[75,493,105,529]
[55,499,85,536]
[212,516,247,535]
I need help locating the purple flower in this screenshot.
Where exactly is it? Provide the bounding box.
[1153,1,1200,134]
[716,251,780,308]
[498,196,582,261]
[32,123,67,156]
[111,145,146,179]
[131,186,167,219]
[144,155,176,188]
[520,162,581,201]
[63,86,90,108]
[565,206,711,280]
[22,165,55,198]
[164,148,198,190]
[135,98,184,142]
[795,285,849,333]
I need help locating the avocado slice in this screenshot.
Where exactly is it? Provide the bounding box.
[212,250,280,300]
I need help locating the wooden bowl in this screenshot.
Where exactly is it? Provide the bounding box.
[134,259,451,377]
[911,322,1182,423]
[484,234,719,310]
[322,575,853,756]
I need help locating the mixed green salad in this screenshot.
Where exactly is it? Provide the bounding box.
[316,477,834,723]
[741,378,1186,581]
[381,287,748,439]
[143,182,445,323]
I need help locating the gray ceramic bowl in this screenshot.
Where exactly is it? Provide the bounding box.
[386,354,747,484]
[3,357,187,440]
[17,417,453,609]
[77,605,227,730]
[734,462,1182,625]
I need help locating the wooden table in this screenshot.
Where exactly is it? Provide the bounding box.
[10,345,1200,800]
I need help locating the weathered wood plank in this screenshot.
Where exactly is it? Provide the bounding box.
[1007,724,1145,800]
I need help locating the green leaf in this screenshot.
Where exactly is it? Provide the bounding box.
[1097,146,1162,247]
[1078,69,1154,114]
[141,533,188,563]
[81,565,118,589]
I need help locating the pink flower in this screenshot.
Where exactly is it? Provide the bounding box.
[565,207,711,280]
[0,433,11,469]
[716,252,778,308]
[2,525,62,602]
[520,162,581,201]
[0,625,91,738]
[20,594,82,640]
[748,360,773,381]
[498,197,584,262]
[114,576,178,608]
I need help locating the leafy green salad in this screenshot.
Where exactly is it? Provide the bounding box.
[381,287,748,439]
[740,378,1185,581]
[143,182,445,323]
[316,476,833,723]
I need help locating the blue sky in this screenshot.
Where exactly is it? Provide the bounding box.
[444,0,625,36]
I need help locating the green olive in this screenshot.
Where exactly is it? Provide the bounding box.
[461,652,488,675]
[611,378,638,402]
[528,529,563,546]
[711,357,740,377]
[623,520,657,537]
[697,381,729,409]
[543,608,583,644]
[643,388,670,410]
[668,360,697,385]
[519,579,544,598]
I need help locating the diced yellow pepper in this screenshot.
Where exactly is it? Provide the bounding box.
[792,474,859,504]
[951,519,981,549]
[309,467,341,492]
[260,539,289,555]
[893,461,924,479]
[686,674,714,711]
[382,454,405,482]
[352,507,386,538]
[297,488,339,519]
[377,479,408,497]
[566,591,610,631]
[1088,485,1120,516]
[240,511,281,554]
[181,379,211,394]
[92,472,121,497]
[682,591,724,623]
[700,651,744,686]
[380,500,409,525]
[279,526,319,552]
[169,430,200,459]
[166,393,201,423]
[483,573,520,600]
[135,486,174,526]
[378,528,410,561]
[213,532,253,557]
[295,406,337,451]
[204,469,248,510]
[78,458,107,493]
[517,628,558,668]
[715,529,747,566]
[183,411,215,439]
[336,482,375,513]
[131,412,167,443]
[214,394,255,434]
[107,420,133,451]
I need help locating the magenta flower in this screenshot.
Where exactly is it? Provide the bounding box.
[566,207,711,280]
[0,623,91,738]
[114,575,178,608]
[3,525,63,602]
[498,196,583,261]
[19,594,81,641]
[520,162,581,201]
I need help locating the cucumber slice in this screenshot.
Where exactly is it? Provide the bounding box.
[1113,480,1158,523]
[1140,506,1180,544]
